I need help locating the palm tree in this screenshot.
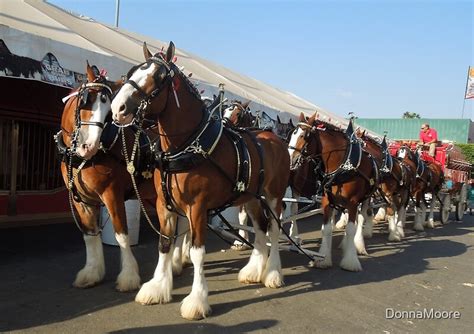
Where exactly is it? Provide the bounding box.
[402,112,421,119]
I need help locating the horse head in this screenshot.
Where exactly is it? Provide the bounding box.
[61,62,118,160]
[288,112,320,170]
[223,100,252,127]
[275,116,296,141]
[112,42,203,128]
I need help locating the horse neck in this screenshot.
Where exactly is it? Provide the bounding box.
[364,140,383,163]
[156,77,204,151]
[315,130,348,173]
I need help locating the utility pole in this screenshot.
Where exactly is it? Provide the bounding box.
[115,0,120,28]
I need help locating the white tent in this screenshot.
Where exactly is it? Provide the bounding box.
[0,0,351,127]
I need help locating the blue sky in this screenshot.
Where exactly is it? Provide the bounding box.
[49,0,473,120]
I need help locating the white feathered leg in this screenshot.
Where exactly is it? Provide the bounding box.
[340,221,362,272]
[354,213,368,255]
[361,200,373,238]
[262,198,284,288]
[413,204,424,231]
[135,212,176,305]
[310,210,334,268]
[374,207,386,221]
[427,197,436,228]
[181,246,211,320]
[172,218,190,276]
[239,200,268,284]
[335,212,348,230]
[387,214,401,242]
[73,234,105,288]
[135,249,173,305]
[396,206,405,239]
[232,207,251,250]
[420,201,432,228]
[115,233,140,291]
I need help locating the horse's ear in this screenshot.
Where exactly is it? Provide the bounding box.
[86,61,96,82]
[299,112,306,122]
[242,100,251,110]
[277,115,281,124]
[109,79,123,93]
[143,42,153,60]
[307,113,317,125]
[166,41,175,63]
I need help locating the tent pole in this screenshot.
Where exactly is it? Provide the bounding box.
[115,0,120,28]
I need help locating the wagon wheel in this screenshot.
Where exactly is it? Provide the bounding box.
[440,194,451,224]
[455,183,468,221]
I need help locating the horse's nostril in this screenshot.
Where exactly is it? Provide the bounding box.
[119,104,126,112]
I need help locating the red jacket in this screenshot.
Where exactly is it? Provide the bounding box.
[419,128,438,143]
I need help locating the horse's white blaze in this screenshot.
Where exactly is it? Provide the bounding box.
[398,148,407,159]
[135,250,173,305]
[288,127,304,159]
[181,246,211,320]
[223,106,234,119]
[73,234,105,288]
[115,232,140,291]
[76,94,110,158]
[340,221,362,272]
[111,63,157,120]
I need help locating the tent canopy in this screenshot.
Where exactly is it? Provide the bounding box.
[0,0,351,127]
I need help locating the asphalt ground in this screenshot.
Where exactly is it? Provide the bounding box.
[1,211,473,333]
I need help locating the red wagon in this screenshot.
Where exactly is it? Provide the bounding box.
[389,142,472,223]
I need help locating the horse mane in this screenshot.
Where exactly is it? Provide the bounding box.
[361,132,382,147]
[172,63,202,101]
[314,118,345,134]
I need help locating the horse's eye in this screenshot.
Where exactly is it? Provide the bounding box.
[100,93,107,103]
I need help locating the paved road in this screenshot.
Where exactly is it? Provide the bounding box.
[1,212,473,333]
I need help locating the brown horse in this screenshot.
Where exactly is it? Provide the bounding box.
[354,130,416,241]
[288,113,379,271]
[58,63,161,291]
[223,100,256,128]
[223,101,304,246]
[396,144,444,229]
[111,42,290,320]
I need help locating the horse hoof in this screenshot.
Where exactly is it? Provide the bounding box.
[357,248,368,256]
[263,270,284,288]
[115,271,140,292]
[340,258,362,272]
[135,280,172,305]
[388,234,401,242]
[309,259,332,269]
[231,244,252,251]
[181,294,211,320]
[73,267,105,288]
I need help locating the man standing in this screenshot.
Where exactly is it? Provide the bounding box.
[419,123,438,157]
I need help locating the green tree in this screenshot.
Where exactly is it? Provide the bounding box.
[402,112,421,119]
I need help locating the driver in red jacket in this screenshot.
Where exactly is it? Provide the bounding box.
[419,123,438,157]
